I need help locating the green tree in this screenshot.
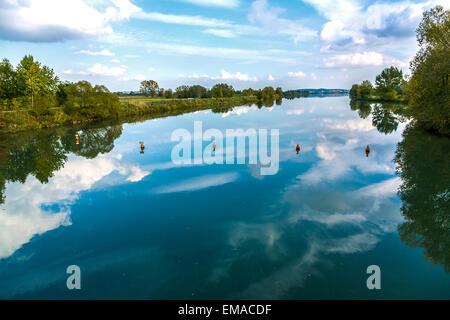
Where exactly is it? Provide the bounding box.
[275,87,283,99]
[212,83,234,97]
[140,80,159,97]
[0,58,23,99]
[189,85,207,98]
[349,84,359,99]
[175,85,189,98]
[16,55,59,110]
[261,86,275,101]
[375,66,406,100]
[406,6,449,135]
[211,86,223,98]
[165,89,173,99]
[63,81,120,119]
[359,80,373,98]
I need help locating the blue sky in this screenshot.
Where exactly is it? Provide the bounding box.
[0,0,447,91]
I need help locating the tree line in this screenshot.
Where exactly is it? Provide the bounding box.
[137,80,283,101]
[0,55,121,122]
[0,56,285,132]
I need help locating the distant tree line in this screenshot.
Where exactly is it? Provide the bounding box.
[137,80,283,101]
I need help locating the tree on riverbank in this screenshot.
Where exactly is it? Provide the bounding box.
[406,6,449,135]
[350,69,405,101]
[375,66,406,100]
[140,80,159,97]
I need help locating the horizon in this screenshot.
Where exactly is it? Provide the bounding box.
[1,0,448,92]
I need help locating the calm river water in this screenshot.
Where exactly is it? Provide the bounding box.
[0,96,448,299]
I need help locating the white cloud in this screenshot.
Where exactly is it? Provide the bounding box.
[311,73,317,80]
[179,0,240,8]
[148,67,155,72]
[212,70,258,81]
[145,42,293,63]
[204,28,236,38]
[182,73,211,79]
[0,152,149,259]
[286,109,305,116]
[125,54,140,58]
[323,51,408,68]
[123,74,146,81]
[76,49,115,56]
[322,118,374,132]
[105,0,141,21]
[0,0,139,42]
[180,70,258,82]
[222,105,257,118]
[154,172,239,194]
[288,71,306,78]
[305,0,445,50]
[134,11,233,28]
[324,51,383,67]
[111,58,120,63]
[267,75,275,81]
[62,69,87,76]
[88,64,127,76]
[248,0,317,43]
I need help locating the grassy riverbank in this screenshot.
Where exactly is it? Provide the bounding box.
[0,96,259,134]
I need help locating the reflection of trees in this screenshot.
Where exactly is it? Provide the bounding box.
[3,131,67,184]
[349,99,409,134]
[395,125,450,273]
[371,104,399,134]
[211,106,233,114]
[61,125,123,159]
[0,123,123,204]
[350,99,372,119]
[262,98,274,108]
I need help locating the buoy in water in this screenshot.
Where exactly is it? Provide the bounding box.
[365,145,370,157]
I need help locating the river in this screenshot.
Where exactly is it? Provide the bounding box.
[0,96,448,299]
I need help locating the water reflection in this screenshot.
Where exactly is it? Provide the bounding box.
[0,123,123,202]
[0,122,143,260]
[0,97,448,299]
[350,99,409,135]
[395,125,450,273]
[350,99,449,273]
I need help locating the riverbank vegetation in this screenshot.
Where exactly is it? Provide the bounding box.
[0,56,283,133]
[350,6,449,135]
[349,67,407,102]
